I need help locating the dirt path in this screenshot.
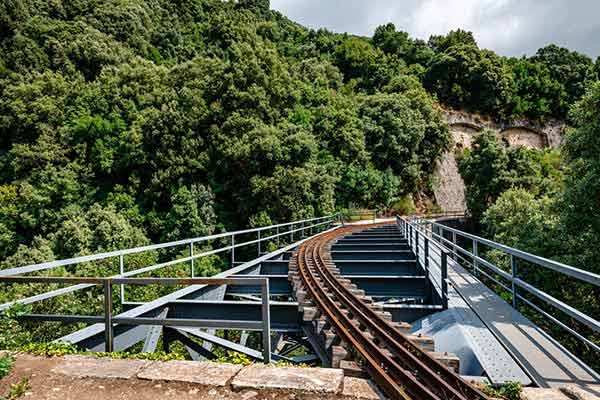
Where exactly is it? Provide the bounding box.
[0,354,381,400]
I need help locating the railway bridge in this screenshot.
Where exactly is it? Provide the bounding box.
[1,213,599,399]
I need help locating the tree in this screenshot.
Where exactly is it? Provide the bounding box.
[0,0,27,39]
[509,58,566,119]
[359,92,448,193]
[458,130,510,221]
[428,29,477,53]
[561,81,600,272]
[459,130,563,222]
[482,188,559,256]
[532,45,596,116]
[424,45,515,117]
[372,23,434,66]
[237,0,270,15]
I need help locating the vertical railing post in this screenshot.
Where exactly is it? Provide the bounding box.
[441,252,449,310]
[261,279,271,363]
[511,255,518,309]
[118,254,125,305]
[301,221,305,238]
[373,210,376,222]
[276,226,280,248]
[231,234,235,266]
[414,230,420,268]
[473,240,479,276]
[190,242,195,278]
[258,230,261,256]
[424,237,430,279]
[413,226,418,257]
[103,279,114,352]
[291,223,294,242]
[452,231,457,261]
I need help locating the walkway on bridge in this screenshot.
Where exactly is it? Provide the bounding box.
[405,217,600,396]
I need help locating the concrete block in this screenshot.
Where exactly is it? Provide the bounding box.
[407,334,435,352]
[342,377,385,400]
[231,364,343,393]
[137,360,243,386]
[391,322,411,334]
[52,356,150,379]
[331,345,348,368]
[303,306,319,321]
[430,352,460,373]
[340,360,367,378]
[324,331,338,348]
[521,388,570,400]
[560,385,600,400]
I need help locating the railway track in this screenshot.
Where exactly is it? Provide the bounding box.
[294,224,489,400]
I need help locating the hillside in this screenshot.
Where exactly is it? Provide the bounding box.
[0,0,598,270]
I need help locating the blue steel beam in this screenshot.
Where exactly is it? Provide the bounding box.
[331,250,414,261]
[167,300,301,332]
[59,233,339,350]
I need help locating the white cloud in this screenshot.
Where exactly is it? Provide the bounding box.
[270,0,600,58]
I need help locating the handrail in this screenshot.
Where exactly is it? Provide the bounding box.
[396,215,450,309]
[0,214,339,277]
[0,214,339,310]
[426,220,600,287]
[399,215,600,356]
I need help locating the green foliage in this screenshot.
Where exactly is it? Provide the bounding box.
[17,342,78,357]
[509,58,565,120]
[390,195,416,216]
[561,81,600,273]
[424,44,514,118]
[0,0,594,356]
[0,306,33,350]
[458,130,562,221]
[373,24,433,67]
[215,351,253,365]
[93,351,184,362]
[482,381,522,400]
[482,188,560,255]
[0,377,29,400]
[428,29,477,53]
[359,92,450,193]
[0,355,13,379]
[532,45,597,116]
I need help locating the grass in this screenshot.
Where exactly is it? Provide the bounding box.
[482,381,523,400]
[0,355,13,380]
[0,377,29,400]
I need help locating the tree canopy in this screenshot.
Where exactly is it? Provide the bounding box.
[0,0,453,265]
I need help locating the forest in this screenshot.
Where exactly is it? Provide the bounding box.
[0,0,599,367]
[1,0,598,266]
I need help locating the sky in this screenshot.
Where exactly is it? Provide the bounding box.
[270,0,600,59]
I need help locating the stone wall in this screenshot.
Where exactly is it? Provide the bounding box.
[432,110,566,212]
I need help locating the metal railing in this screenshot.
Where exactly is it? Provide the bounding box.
[396,216,450,309]
[0,276,273,362]
[0,214,341,361]
[0,214,339,311]
[402,215,600,355]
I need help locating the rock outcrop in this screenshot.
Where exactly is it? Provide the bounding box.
[433,110,566,212]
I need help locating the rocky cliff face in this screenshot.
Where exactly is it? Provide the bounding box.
[432,110,566,212]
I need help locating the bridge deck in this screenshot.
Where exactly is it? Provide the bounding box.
[447,258,600,392]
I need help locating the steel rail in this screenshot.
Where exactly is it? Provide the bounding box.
[313,228,487,400]
[296,225,489,400]
[297,232,415,399]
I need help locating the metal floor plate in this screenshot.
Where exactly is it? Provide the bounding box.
[447,258,600,389]
[412,283,532,384]
[420,242,600,389]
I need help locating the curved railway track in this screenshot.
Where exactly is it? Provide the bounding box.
[295,224,489,400]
